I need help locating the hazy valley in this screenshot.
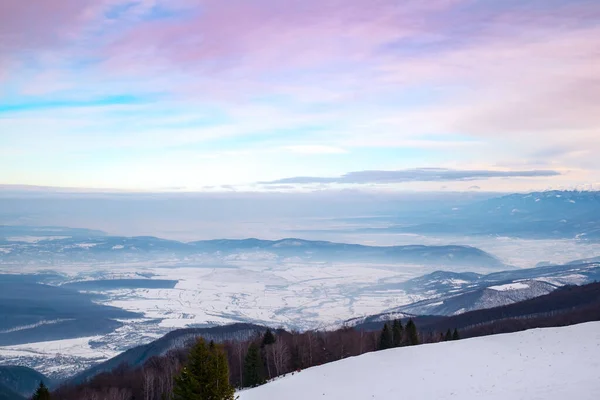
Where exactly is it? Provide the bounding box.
[1,190,599,382]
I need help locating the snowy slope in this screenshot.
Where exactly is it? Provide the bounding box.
[392,263,600,316]
[239,322,600,400]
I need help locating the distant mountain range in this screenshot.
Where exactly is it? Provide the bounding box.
[357,190,600,239]
[189,238,504,267]
[0,235,506,269]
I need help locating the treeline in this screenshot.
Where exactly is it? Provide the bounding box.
[52,319,455,400]
[460,298,600,337]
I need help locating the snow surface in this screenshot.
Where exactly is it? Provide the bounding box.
[239,322,600,400]
[70,243,98,249]
[0,335,121,377]
[0,336,117,359]
[534,274,589,286]
[488,282,530,291]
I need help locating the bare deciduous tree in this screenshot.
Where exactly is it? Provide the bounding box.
[271,338,290,376]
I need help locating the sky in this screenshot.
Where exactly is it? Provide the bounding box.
[1,0,599,193]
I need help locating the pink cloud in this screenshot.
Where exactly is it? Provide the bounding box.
[0,0,97,51]
[4,0,600,167]
[101,0,459,75]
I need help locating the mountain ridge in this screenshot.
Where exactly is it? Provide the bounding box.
[391,262,600,315]
[356,190,600,239]
[0,234,506,269]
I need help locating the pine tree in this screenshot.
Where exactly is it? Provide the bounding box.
[452,328,460,341]
[31,382,51,400]
[173,367,200,400]
[392,319,404,347]
[173,337,235,400]
[243,343,265,387]
[379,323,393,350]
[444,329,452,342]
[262,329,276,346]
[405,319,419,346]
[211,341,235,399]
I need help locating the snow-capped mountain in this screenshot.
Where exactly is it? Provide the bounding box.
[399,280,558,315]
[460,190,600,238]
[392,262,600,315]
[238,322,600,400]
[473,190,600,214]
[359,190,600,239]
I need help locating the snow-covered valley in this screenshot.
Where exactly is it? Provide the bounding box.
[0,261,424,378]
[239,322,600,400]
[1,230,599,379]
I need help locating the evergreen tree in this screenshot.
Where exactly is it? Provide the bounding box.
[444,329,452,342]
[173,367,200,400]
[378,323,393,350]
[243,343,265,387]
[173,337,235,400]
[31,382,51,400]
[206,341,234,399]
[452,328,460,341]
[392,319,404,347]
[405,319,419,346]
[262,329,276,346]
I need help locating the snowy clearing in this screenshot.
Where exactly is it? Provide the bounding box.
[488,282,530,291]
[0,335,122,377]
[239,322,600,400]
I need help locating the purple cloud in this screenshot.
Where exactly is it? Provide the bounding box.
[261,168,561,185]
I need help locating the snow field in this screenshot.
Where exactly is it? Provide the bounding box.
[239,322,600,400]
